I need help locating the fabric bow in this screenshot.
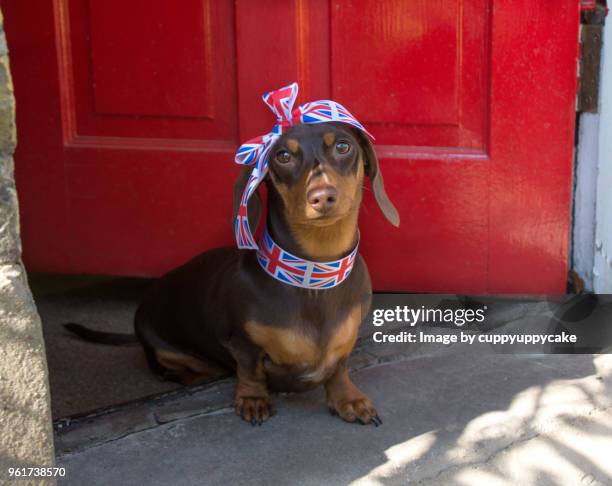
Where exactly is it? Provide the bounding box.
[234,82,374,250]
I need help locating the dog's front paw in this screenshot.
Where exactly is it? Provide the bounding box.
[234,396,275,426]
[328,396,382,426]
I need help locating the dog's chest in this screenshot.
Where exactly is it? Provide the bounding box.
[245,303,362,383]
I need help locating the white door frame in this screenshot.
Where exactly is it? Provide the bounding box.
[573,17,612,292]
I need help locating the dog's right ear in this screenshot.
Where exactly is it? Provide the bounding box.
[355,131,400,227]
[233,166,263,235]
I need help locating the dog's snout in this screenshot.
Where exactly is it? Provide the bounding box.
[307,186,337,213]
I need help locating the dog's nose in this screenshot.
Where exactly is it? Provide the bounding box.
[307,186,337,213]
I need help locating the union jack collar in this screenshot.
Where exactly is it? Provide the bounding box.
[255,227,358,289]
[234,82,373,250]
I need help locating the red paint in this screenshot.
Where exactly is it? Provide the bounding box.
[1,0,579,294]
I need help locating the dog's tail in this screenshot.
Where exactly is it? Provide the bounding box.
[63,323,139,346]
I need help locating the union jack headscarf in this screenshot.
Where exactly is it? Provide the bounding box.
[234,82,374,250]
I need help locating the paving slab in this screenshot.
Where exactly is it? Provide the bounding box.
[56,353,612,486]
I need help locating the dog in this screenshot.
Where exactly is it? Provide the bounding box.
[66,85,399,426]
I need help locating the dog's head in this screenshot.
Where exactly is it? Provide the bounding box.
[234,122,399,236]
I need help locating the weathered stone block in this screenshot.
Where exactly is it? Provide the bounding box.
[0,54,15,155]
[0,174,21,262]
[0,11,7,69]
[0,27,8,57]
[0,264,55,474]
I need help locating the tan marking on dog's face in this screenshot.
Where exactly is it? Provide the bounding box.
[287,160,364,259]
[286,138,300,154]
[245,321,319,367]
[323,131,336,147]
[288,207,359,260]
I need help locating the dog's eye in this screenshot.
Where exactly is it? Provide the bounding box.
[276,150,291,164]
[336,142,350,154]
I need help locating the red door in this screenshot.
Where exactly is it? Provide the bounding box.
[2,1,579,293]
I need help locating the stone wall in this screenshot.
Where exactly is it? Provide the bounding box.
[0,8,56,483]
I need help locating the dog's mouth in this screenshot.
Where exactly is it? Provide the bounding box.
[299,205,355,227]
[305,215,344,226]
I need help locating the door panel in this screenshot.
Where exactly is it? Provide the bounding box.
[334,1,461,126]
[89,0,213,119]
[2,0,579,293]
[331,0,489,150]
[61,0,237,140]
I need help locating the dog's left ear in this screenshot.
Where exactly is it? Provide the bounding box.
[356,131,400,227]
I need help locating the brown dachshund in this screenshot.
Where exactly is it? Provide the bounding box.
[67,121,399,426]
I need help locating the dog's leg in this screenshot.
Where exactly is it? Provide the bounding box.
[230,349,274,425]
[325,361,381,426]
